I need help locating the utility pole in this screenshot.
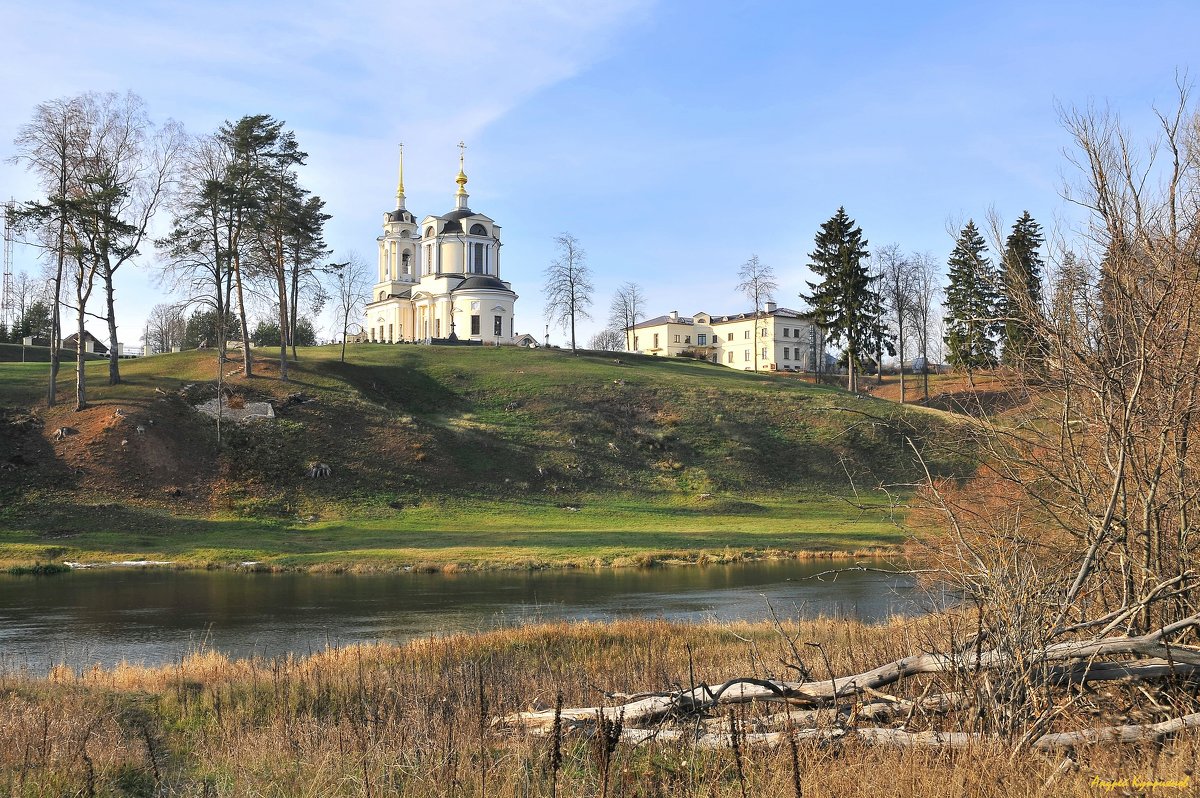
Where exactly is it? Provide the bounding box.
[1,200,14,334]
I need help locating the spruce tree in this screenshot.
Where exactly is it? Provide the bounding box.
[999,211,1045,365]
[943,220,1000,377]
[801,207,876,392]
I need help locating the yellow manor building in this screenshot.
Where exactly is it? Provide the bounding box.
[364,146,518,344]
[626,303,827,372]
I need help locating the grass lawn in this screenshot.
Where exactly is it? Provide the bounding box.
[0,492,904,572]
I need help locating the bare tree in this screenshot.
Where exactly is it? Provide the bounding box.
[735,254,778,372]
[10,95,89,406]
[143,303,185,354]
[543,232,592,352]
[588,328,624,351]
[912,81,1200,744]
[79,92,183,385]
[873,244,917,402]
[331,253,368,363]
[607,281,646,351]
[908,251,941,399]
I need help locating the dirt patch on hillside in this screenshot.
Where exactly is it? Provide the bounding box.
[37,396,218,508]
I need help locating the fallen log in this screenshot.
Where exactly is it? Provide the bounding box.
[498,614,1200,730]
[547,712,1200,751]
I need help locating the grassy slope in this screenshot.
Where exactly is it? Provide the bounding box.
[0,346,971,570]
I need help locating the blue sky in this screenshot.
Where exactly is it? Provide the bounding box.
[1,0,1196,346]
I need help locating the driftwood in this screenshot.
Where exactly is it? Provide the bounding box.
[497,613,1200,749]
[599,712,1200,750]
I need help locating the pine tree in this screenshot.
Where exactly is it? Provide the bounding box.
[999,211,1045,365]
[801,207,876,392]
[943,220,1000,376]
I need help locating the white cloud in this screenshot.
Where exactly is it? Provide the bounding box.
[0,0,655,343]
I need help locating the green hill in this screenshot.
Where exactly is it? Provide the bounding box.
[0,345,971,571]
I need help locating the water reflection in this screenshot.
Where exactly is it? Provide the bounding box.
[0,560,925,670]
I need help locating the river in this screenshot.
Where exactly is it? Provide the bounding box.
[0,559,926,670]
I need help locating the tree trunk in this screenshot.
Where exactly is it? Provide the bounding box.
[232,253,252,378]
[277,262,290,382]
[104,265,121,385]
[570,302,576,352]
[340,310,349,363]
[47,197,67,408]
[898,329,906,404]
[289,252,299,361]
[48,266,61,407]
[74,293,87,412]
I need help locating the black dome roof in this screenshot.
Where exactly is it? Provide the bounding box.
[442,207,474,220]
[387,208,413,223]
[441,219,463,233]
[453,275,509,292]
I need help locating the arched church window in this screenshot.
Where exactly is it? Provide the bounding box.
[402,251,411,275]
[425,226,435,238]
[473,242,486,274]
[470,223,487,235]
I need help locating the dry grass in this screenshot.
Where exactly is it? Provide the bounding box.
[0,616,1195,796]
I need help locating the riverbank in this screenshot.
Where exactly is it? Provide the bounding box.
[2,616,1185,797]
[0,492,907,573]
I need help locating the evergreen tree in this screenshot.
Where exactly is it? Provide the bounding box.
[999,211,1045,365]
[182,308,232,350]
[801,207,877,392]
[16,300,51,341]
[943,220,1000,376]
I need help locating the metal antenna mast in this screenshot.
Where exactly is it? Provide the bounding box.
[1,200,14,332]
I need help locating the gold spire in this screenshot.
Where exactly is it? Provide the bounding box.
[455,140,468,197]
[395,143,405,204]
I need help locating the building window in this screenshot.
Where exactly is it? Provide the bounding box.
[470,315,481,336]
[744,330,750,339]
[761,347,768,360]
[784,347,790,360]
[674,334,680,343]
[727,352,734,363]
[697,334,707,345]
[402,251,411,275]
[727,332,734,342]
[388,324,393,342]
[761,327,768,337]
[684,335,691,344]
[494,315,502,336]
[783,328,789,337]
[470,223,487,235]
[653,333,659,348]
[744,350,750,361]
[472,242,486,274]
[435,319,441,337]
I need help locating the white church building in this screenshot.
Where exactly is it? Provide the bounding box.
[364,146,518,344]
